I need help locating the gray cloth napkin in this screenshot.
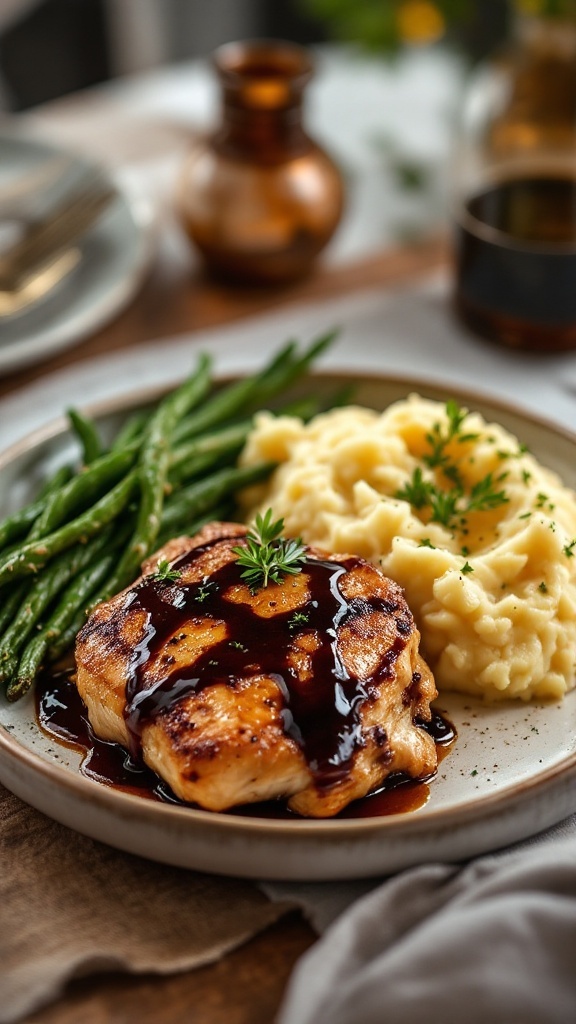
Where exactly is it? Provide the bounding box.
[0,785,292,1024]
[277,829,576,1024]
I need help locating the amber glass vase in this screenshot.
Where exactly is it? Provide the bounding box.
[177,39,344,285]
[453,4,576,351]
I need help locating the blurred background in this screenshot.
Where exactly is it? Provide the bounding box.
[3,0,574,356]
[0,0,510,111]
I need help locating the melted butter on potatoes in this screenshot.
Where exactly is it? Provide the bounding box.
[240,396,576,702]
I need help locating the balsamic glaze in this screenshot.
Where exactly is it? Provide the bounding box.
[110,536,412,788]
[37,670,169,801]
[36,670,455,818]
[38,535,457,818]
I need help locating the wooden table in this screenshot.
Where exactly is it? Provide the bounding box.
[1,237,447,402]
[5,235,447,1023]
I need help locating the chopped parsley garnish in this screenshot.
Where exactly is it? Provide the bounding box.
[396,466,429,509]
[535,492,554,511]
[394,402,509,530]
[288,611,310,630]
[460,562,474,574]
[195,579,218,603]
[466,473,509,513]
[422,399,478,474]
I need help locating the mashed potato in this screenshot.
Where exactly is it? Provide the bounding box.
[240,395,576,702]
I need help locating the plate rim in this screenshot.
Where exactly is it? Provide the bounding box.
[1,368,576,844]
[3,367,576,469]
[0,704,575,839]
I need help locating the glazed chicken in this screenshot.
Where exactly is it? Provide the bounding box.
[75,522,437,817]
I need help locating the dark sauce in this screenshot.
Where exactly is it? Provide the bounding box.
[36,681,455,820]
[111,537,417,788]
[37,535,456,818]
[454,176,576,351]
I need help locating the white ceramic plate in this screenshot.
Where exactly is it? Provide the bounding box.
[0,373,575,880]
[0,132,154,374]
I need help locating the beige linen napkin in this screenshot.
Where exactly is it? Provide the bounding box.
[0,785,293,1023]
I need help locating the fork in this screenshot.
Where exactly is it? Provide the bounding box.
[0,169,116,309]
[0,248,81,318]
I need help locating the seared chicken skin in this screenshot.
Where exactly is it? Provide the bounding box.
[75,522,437,817]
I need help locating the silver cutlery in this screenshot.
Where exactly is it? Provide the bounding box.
[0,170,116,317]
[0,248,81,317]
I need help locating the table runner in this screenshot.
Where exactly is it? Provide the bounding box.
[3,274,576,451]
[0,785,292,1022]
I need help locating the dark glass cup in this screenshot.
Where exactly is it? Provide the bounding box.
[453,10,576,351]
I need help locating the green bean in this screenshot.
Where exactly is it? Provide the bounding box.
[179,330,336,445]
[67,408,102,464]
[159,462,275,537]
[0,498,46,552]
[8,549,119,701]
[103,355,213,595]
[0,466,66,544]
[156,500,234,549]
[246,329,338,410]
[0,466,77,554]
[0,580,30,634]
[0,526,118,684]
[169,448,240,491]
[26,443,139,543]
[274,397,320,421]
[172,342,297,444]
[168,392,346,492]
[168,396,328,488]
[170,423,251,485]
[35,464,74,501]
[110,410,149,451]
[0,431,136,556]
[0,469,138,587]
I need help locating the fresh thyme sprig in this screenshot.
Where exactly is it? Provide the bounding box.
[395,401,509,529]
[150,558,181,583]
[232,509,307,590]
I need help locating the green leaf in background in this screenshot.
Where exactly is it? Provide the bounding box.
[300,0,472,54]
[301,0,576,57]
